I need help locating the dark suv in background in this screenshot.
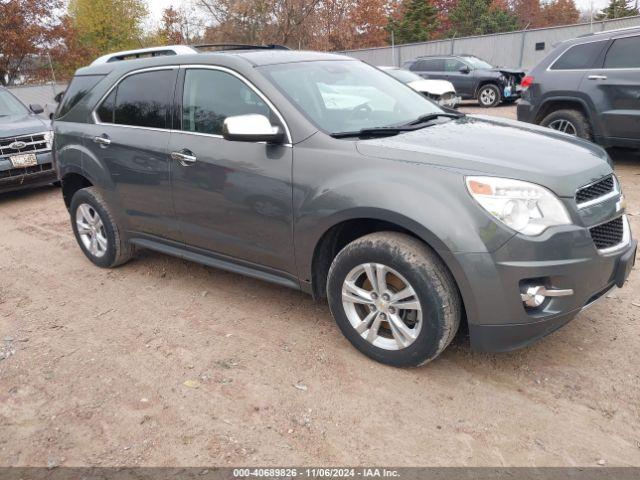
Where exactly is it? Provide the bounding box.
[517,27,640,149]
[403,55,525,107]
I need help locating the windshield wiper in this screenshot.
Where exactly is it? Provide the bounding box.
[404,112,464,126]
[330,126,414,139]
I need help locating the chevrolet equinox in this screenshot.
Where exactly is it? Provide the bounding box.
[53,47,636,366]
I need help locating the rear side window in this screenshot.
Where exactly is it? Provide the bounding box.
[181,69,272,135]
[604,36,640,69]
[550,41,607,70]
[55,75,104,119]
[97,69,176,128]
[412,59,443,71]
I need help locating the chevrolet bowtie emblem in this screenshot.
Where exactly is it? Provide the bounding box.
[8,141,27,150]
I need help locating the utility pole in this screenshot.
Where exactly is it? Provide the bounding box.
[391,30,396,66]
[46,52,57,96]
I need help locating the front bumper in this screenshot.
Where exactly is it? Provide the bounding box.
[0,151,56,193]
[454,211,636,352]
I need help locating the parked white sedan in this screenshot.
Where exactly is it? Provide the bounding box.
[378,66,461,109]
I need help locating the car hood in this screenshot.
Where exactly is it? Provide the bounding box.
[355,115,612,197]
[0,114,49,138]
[489,67,525,75]
[408,79,456,95]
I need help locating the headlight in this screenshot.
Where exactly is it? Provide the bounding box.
[465,176,571,236]
[43,131,54,149]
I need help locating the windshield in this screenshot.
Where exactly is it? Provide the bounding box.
[0,89,29,117]
[261,61,443,135]
[462,56,493,69]
[384,69,423,83]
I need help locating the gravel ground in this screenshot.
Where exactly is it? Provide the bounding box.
[1,104,639,467]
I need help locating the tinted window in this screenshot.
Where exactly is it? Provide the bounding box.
[444,59,466,72]
[413,59,443,71]
[551,41,607,70]
[182,69,272,135]
[604,36,640,69]
[55,75,104,119]
[96,89,116,123]
[113,70,176,128]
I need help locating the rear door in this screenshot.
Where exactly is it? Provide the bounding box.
[86,68,180,239]
[583,34,640,143]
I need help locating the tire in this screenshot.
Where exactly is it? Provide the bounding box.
[326,232,461,367]
[69,187,133,268]
[477,84,501,108]
[540,109,592,141]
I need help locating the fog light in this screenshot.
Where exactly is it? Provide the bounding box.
[520,285,574,308]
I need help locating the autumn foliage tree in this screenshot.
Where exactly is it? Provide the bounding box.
[0,0,65,85]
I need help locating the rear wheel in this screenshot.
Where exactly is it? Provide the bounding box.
[540,109,592,140]
[70,187,133,268]
[327,232,461,367]
[477,84,501,108]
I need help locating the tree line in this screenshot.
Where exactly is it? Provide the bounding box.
[1,0,638,85]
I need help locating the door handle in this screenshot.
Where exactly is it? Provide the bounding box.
[171,150,197,166]
[588,75,607,80]
[93,135,111,146]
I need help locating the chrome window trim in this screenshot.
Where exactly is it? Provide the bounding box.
[91,64,293,146]
[576,175,620,209]
[592,214,631,255]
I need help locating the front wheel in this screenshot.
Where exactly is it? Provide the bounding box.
[477,84,501,108]
[326,232,461,367]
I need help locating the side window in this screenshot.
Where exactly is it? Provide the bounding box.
[182,69,272,136]
[550,41,608,70]
[414,59,443,71]
[55,75,105,119]
[444,59,466,72]
[604,36,640,69]
[112,70,176,129]
[96,89,116,123]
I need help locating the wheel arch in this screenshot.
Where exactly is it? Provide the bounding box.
[534,96,598,133]
[306,209,455,300]
[61,171,93,209]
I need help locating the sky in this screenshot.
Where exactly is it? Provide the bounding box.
[144,0,612,27]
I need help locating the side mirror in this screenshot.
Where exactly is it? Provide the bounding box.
[30,104,44,114]
[222,114,285,144]
[459,66,471,74]
[54,91,65,103]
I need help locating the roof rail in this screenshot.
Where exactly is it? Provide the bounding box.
[193,44,290,51]
[579,25,640,37]
[91,45,198,65]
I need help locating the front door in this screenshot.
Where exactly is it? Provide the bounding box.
[583,34,640,143]
[169,67,295,274]
[85,68,180,239]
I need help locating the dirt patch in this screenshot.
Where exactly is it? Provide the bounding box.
[1,107,639,467]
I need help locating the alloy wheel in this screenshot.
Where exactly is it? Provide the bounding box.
[548,119,577,136]
[341,262,422,350]
[75,203,108,258]
[479,87,497,106]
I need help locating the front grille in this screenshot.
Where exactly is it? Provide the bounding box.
[589,216,624,250]
[576,175,615,205]
[0,133,49,157]
[0,162,52,180]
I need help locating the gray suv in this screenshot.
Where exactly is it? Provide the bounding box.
[53,48,636,366]
[517,27,640,148]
